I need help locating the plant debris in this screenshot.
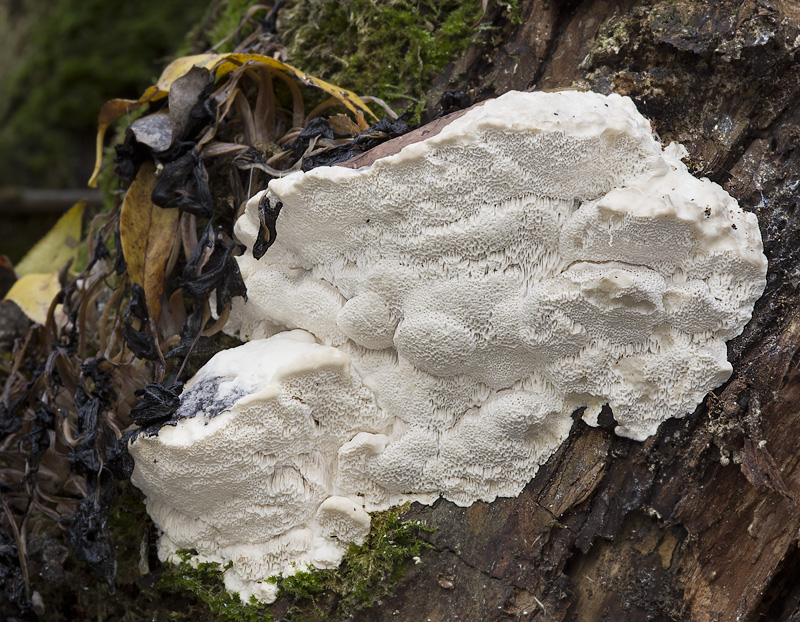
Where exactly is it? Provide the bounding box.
[0,14,410,618]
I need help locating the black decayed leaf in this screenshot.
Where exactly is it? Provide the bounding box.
[20,405,55,480]
[79,357,118,406]
[157,74,216,154]
[182,220,215,283]
[68,359,116,475]
[0,394,25,437]
[301,117,411,170]
[175,88,216,144]
[165,305,204,360]
[126,283,149,322]
[62,376,120,588]
[122,284,159,360]
[88,231,111,273]
[113,225,127,276]
[260,0,283,34]
[61,470,117,591]
[68,390,101,475]
[122,325,159,360]
[253,194,282,259]
[181,222,247,314]
[130,378,184,437]
[437,89,472,117]
[213,243,247,315]
[151,149,213,218]
[114,131,151,185]
[105,429,136,480]
[290,116,335,158]
[0,526,33,619]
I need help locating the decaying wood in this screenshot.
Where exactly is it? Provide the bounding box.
[330,1,800,620]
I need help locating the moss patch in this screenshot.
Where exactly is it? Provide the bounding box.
[280,0,519,120]
[158,506,435,621]
[159,552,273,622]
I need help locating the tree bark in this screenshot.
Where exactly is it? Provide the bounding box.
[347,2,800,620]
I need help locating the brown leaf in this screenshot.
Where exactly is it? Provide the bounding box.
[328,113,363,137]
[119,162,179,321]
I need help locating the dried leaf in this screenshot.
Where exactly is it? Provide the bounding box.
[15,201,85,277]
[131,67,214,153]
[302,117,412,170]
[130,111,173,152]
[89,97,157,187]
[3,272,61,324]
[89,53,377,186]
[181,222,247,314]
[119,162,179,320]
[328,113,363,137]
[122,284,160,361]
[194,53,376,122]
[253,194,282,260]
[167,66,213,143]
[130,379,183,431]
[150,150,213,218]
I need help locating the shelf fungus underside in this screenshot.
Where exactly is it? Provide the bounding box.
[129,91,767,602]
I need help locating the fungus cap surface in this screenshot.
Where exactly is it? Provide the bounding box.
[131,90,767,602]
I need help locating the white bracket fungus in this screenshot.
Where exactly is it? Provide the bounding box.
[129,90,767,602]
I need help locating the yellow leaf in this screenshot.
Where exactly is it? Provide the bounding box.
[89,53,377,186]
[208,54,377,122]
[88,98,154,187]
[4,272,61,324]
[119,162,179,321]
[15,201,85,277]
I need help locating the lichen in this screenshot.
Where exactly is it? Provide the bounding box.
[583,17,631,68]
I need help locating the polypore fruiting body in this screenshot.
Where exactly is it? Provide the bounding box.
[130,90,767,602]
[130,330,383,602]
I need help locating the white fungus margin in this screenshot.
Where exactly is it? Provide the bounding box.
[129,90,768,602]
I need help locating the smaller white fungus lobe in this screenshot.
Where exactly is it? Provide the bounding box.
[129,90,767,602]
[130,330,388,602]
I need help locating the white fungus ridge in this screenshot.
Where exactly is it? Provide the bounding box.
[129,90,767,602]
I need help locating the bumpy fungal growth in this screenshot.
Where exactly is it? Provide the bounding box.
[129,90,767,602]
[131,331,382,602]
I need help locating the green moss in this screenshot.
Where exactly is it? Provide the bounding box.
[206,0,260,53]
[276,506,435,619]
[159,552,273,622]
[109,482,151,587]
[159,506,434,621]
[281,0,519,120]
